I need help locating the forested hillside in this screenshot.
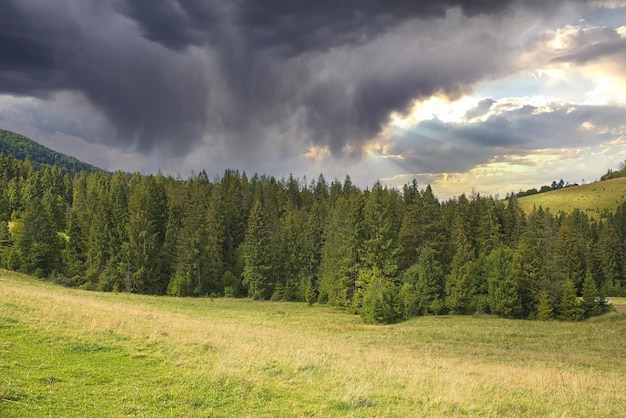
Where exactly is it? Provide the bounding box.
[0,129,99,174]
[0,150,623,323]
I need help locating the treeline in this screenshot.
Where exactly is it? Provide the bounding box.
[601,160,626,181]
[0,152,623,323]
[511,179,578,199]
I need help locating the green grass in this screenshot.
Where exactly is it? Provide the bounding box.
[1,269,625,417]
[517,177,626,218]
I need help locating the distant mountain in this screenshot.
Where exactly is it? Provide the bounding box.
[0,129,100,174]
[517,176,626,219]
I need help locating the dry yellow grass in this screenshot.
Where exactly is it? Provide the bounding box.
[1,270,625,417]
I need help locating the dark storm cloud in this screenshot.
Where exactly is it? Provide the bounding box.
[0,0,589,158]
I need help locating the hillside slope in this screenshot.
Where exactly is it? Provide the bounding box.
[517,177,626,218]
[0,129,99,174]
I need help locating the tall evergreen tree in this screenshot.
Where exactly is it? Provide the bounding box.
[581,271,600,318]
[123,175,168,294]
[360,182,399,277]
[64,208,86,284]
[512,206,549,318]
[319,195,362,306]
[14,196,62,277]
[559,279,584,321]
[553,223,587,293]
[242,199,274,299]
[0,220,11,268]
[168,177,212,296]
[536,289,553,321]
[298,201,325,304]
[445,214,476,314]
[486,246,521,318]
[414,247,445,315]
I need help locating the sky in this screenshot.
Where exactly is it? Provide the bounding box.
[1,0,626,200]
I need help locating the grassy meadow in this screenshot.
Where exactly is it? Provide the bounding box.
[1,270,625,417]
[517,176,626,218]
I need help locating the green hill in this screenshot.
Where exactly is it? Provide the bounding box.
[517,177,626,218]
[0,129,100,174]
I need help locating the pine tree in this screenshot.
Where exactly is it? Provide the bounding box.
[319,195,361,306]
[101,171,130,291]
[414,247,445,315]
[445,253,475,315]
[360,183,399,277]
[486,246,521,318]
[242,200,274,299]
[0,221,11,268]
[123,175,168,294]
[84,172,111,286]
[512,206,549,318]
[503,195,525,245]
[205,188,225,295]
[273,205,301,301]
[398,182,422,271]
[597,223,623,295]
[299,202,324,304]
[64,208,86,284]
[536,289,553,321]
[553,224,587,293]
[14,196,62,277]
[445,214,475,314]
[168,178,211,296]
[581,272,600,318]
[559,279,583,321]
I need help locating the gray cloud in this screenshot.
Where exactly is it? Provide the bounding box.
[552,38,626,64]
[385,100,626,174]
[0,0,592,161]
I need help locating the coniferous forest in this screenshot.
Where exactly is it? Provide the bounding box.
[0,151,623,324]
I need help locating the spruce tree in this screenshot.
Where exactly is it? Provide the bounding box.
[242,200,274,299]
[0,221,10,268]
[168,178,211,296]
[559,279,584,321]
[597,224,623,295]
[64,209,86,284]
[205,188,225,295]
[299,202,324,304]
[360,183,399,277]
[414,247,445,315]
[581,272,600,318]
[15,196,61,277]
[124,175,168,294]
[513,206,549,318]
[445,214,475,314]
[319,196,361,306]
[554,224,587,293]
[445,253,475,314]
[486,246,521,318]
[536,289,553,321]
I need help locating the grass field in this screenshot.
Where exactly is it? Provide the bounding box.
[1,270,625,417]
[517,177,626,218]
